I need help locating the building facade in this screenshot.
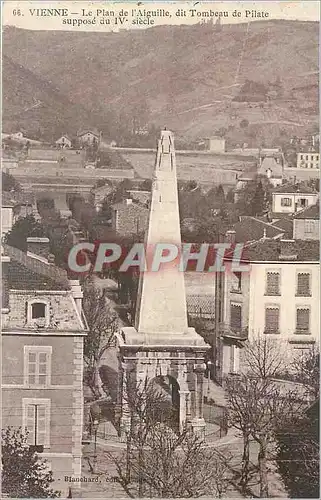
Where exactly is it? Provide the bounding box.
[204,136,226,153]
[271,185,318,215]
[221,239,320,377]
[1,240,87,494]
[55,135,72,149]
[296,152,319,169]
[293,204,319,241]
[111,199,149,236]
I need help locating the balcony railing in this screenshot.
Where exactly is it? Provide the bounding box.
[218,323,248,340]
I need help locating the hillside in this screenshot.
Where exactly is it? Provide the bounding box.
[2,21,319,144]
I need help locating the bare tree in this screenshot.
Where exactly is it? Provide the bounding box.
[83,278,118,398]
[242,336,286,379]
[225,375,254,495]
[226,338,304,497]
[107,380,230,498]
[291,346,319,400]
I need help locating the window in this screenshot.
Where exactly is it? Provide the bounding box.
[296,273,311,296]
[306,155,308,160]
[300,154,303,160]
[31,302,46,319]
[22,398,50,449]
[281,198,292,207]
[264,306,280,334]
[299,198,307,208]
[230,303,242,331]
[231,272,242,292]
[24,346,51,387]
[296,308,310,333]
[27,300,49,327]
[304,220,315,233]
[266,271,280,295]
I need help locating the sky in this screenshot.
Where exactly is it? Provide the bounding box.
[2,1,320,32]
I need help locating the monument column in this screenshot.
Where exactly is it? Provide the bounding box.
[117,130,210,436]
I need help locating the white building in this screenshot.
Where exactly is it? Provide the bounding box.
[55,135,72,149]
[293,204,319,241]
[204,136,225,153]
[271,184,318,217]
[296,152,319,169]
[221,238,320,376]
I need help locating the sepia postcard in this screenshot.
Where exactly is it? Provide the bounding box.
[1,1,320,499]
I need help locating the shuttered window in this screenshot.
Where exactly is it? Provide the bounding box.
[264,307,279,333]
[230,304,242,331]
[266,272,280,295]
[23,399,50,448]
[296,308,310,333]
[296,273,311,296]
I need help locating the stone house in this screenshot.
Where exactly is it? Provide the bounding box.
[1,238,87,495]
[111,199,149,236]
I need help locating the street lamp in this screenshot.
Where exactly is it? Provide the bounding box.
[92,419,99,474]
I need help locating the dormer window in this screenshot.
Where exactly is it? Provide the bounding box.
[32,302,46,319]
[27,300,50,328]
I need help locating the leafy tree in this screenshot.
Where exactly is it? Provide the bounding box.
[140,179,152,191]
[240,119,249,129]
[2,171,21,192]
[4,215,46,251]
[1,426,60,498]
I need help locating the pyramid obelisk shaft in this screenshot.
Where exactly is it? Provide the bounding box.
[135,130,189,335]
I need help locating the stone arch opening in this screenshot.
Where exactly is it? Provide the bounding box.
[148,375,180,432]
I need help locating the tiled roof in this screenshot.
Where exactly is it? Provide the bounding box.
[77,129,100,137]
[293,204,320,220]
[231,216,285,243]
[186,294,215,318]
[238,239,319,262]
[272,183,317,194]
[111,200,149,213]
[270,217,294,238]
[4,244,70,290]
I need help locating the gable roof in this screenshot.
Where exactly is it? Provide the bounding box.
[270,216,294,238]
[293,204,320,220]
[231,216,285,243]
[272,183,317,194]
[235,239,319,262]
[77,129,100,138]
[3,244,70,290]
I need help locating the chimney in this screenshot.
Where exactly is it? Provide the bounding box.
[279,239,297,260]
[27,237,50,260]
[125,198,133,205]
[69,279,83,315]
[225,230,236,244]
